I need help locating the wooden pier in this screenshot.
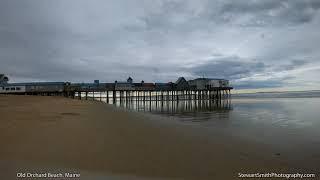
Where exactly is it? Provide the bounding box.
[66,87,233,103]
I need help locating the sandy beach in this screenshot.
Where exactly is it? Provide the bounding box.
[0,95,316,179]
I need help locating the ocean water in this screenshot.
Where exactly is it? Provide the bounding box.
[95,92,320,161]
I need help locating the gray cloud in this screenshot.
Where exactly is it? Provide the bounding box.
[0,0,320,90]
[215,0,320,26]
[187,56,266,80]
[276,59,310,71]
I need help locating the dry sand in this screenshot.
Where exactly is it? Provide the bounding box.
[0,95,313,179]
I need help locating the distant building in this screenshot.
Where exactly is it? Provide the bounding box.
[127,77,133,84]
[115,77,134,90]
[0,75,67,94]
[0,74,9,84]
[143,83,155,90]
[175,77,189,90]
[104,83,115,90]
[155,82,175,91]
[133,80,154,90]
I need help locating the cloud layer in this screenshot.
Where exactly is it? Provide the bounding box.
[1,0,320,90]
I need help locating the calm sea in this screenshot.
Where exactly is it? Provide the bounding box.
[96,91,320,162]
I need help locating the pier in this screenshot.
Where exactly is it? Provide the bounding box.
[71,88,232,103]
[1,76,233,103]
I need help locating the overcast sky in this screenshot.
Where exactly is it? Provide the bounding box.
[1,0,320,91]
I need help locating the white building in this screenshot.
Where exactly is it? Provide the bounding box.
[0,74,24,93]
[0,85,26,93]
[0,82,65,94]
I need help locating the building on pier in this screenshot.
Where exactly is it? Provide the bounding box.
[115,81,134,90]
[134,81,155,91]
[72,80,105,91]
[155,82,175,91]
[175,77,189,90]
[115,77,134,90]
[1,75,232,97]
[105,83,115,90]
[188,78,229,90]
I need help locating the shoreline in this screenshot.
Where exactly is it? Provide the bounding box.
[0,95,317,179]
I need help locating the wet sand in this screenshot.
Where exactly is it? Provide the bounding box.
[0,95,314,179]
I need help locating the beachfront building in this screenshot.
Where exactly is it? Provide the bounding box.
[23,82,65,93]
[0,81,65,94]
[0,75,67,94]
[0,84,26,93]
